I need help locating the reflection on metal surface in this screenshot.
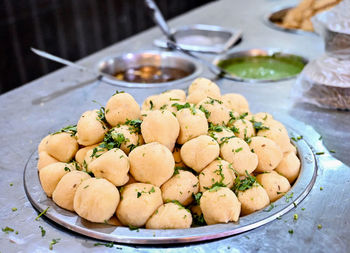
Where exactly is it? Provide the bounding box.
[211,49,308,83]
[263,6,315,35]
[97,50,202,88]
[154,24,242,53]
[24,126,317,244]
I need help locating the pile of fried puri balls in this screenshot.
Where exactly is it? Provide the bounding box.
[37,77,300,229]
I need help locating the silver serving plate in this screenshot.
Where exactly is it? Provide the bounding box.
[97,50,202,88]
[263,6,315,35]
[24,124,317,245]
[211,48,308,83]
[154,24,242,54]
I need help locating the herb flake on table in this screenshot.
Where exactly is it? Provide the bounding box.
[293,214,298,221]
[35,207,49,221]
[317,224,322,229]
[316,152,325,155]
[12,207,17,212]
[2,226,14,234]
[39,226,46,237]
[49,238,60,250]
[288,229,294,234]
[94,242,114,248]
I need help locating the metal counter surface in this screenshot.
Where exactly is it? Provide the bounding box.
[0,0,349,252]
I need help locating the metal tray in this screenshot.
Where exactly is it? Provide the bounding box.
[154,24,242,54]
[24,125,316,244]
[211,48,308,83]
[263,6,315,35]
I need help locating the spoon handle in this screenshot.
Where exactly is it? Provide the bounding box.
[144,0,176,42]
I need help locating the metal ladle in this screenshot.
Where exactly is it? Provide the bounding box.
[144,0,238,79]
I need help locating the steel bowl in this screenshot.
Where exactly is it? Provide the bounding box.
[211,48,308,83]
[263,6,315,35]
[154,24,242,54]
[97,50,202,88]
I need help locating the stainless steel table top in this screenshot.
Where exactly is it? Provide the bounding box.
[0,0,349,252]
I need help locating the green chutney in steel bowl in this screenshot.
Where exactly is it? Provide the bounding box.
[217,53,306,81]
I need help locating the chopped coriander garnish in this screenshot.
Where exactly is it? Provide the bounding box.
[318,135,322,140]
[35,207,49,221]
[316,152,325,155]
[205,97,223,105]
[219,135,236,146]
[235,147,243,153]
[84,185,89,189]
[128,225,139,231]
[228,111,237,125]
[301,208,305,211]
[149,100,154,110]
[288,229,294,234]
[329,150,336,153]
[39,226,46,237]
[52,125,77,136]
[285,192,294,203]
[2,226,14,234]
[293,214,298,221]
[208,123,223,132]
[252,121,269,131]
[192,213,206,226]
[12,207,17,212]
[64,166,71,172]
[49,238,60,250]
[317,224,322,229]
[137,187,156,198]
[199,105,211,119]
[232,171,258,194]
[113,90,125,95]
[94,242,114,248]
[263,204,275,212]
[125,119,142,134]
[95,106,108,124]
[193,192,202,205]
[171,102,190,111]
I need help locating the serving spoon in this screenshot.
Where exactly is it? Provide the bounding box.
[144,0,240,79]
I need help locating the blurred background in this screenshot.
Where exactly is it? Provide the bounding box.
[0,0,213,94]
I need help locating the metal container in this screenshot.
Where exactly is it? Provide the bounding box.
[97,50,202,88]
[211,48,308,83]
[153,24,242,53]
[264,6,314,35]
[24,125,316,244]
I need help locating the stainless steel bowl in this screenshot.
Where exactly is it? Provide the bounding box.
[154,24,242,54]
[211,48,308,83]
[97,50,202,88]
[264,6,315,35]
